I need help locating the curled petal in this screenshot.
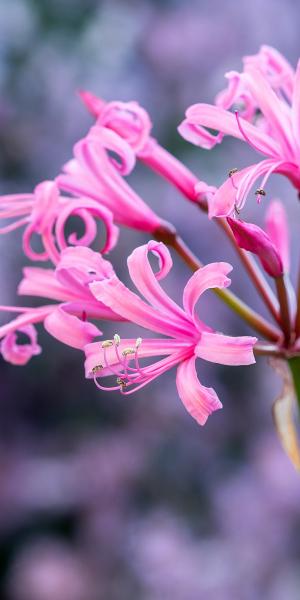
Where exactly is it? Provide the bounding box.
[180,104,280,156]
[178,119,223,149]
[30,181,59,232]
[1,324,41,366]
[56,246,115,289]
[44,307,101,349]
[227,216,283,278]
[183,263,232,328]
[87,125,136,175]
[176,356,222,426]
[196,331,257,366]
[55,199,119,255]
[127,241,190,325]
[98,100,152,153]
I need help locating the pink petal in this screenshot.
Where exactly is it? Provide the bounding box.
[78,89,106,117]
[127,241,191,327]
[183,263,232,329]
[1,324,41,366]
[196,331,257,366]
[291,60,300,160]
[242,66,294,159]
[227,216,283,278]
[209,159,283,218]
[44,307,101,349]
[178,119,223,150]
[55,198,119,255]
[90,276,191,338]
[56,246,115,292]
[18,267,68,301]
[176,356,222,426]
[180,104,280,156]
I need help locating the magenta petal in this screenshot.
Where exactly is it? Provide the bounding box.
[44,308,101,349]
[176,356,222,426]
[0,324,41,366]
[90,276,191,338]
[127,241,191,327]
[227,216,283,277]
[195,332,257,366]
[265,200,290,273]
[183,262,232,328]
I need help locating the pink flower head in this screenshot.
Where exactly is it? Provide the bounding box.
[79,91,152,154]
[57,125,166,233]
[178,46,300,217]
[0,247,124,364]
[0,180,118,264]
[84,241,256,426]
[228,198,290,279]
[79,91,199,203]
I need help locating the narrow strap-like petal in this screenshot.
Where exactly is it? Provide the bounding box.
[44,307,101,349]
[127,241,192,328]
[176,356,222,425]
[90,276,192,338]
[183,263,232,329]
[180,104,280,157]
[195,331,257,365]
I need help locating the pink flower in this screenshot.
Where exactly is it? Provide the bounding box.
[0,247,124,364]
[178,46,300,217]
[0,180,118,263]
[84,241,257,426]
[78,92,199,203]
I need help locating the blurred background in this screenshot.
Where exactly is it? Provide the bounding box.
[1,0,300,598]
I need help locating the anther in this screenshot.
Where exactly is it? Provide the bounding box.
[101,340,113,348]
[135,337,142,348]
[255,188,266,197]
[122,348,135,356]
[229,168,238,177]
[234,204,241,215]
[117,377,127,387]
[114,334,121,346]
[91,364,103,375]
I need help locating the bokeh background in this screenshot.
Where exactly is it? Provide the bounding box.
[1,1,300,598]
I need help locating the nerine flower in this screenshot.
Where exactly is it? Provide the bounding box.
[178,46,300,217]
[0,247,123,365]
[0,180,118,263]
[77,92,199,203]
[84,241,256,426]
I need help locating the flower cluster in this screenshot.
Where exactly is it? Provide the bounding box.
[1,46,300,438]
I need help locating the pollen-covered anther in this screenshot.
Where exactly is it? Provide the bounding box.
[114,334,121,346]
[255,188,266,196]
[101,340,113,348]
[122,347,135,356]
[91,364,103,375]
[116,377,127,387]
[229,168,238,177]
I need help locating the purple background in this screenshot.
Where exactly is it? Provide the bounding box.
[0,1,300,598]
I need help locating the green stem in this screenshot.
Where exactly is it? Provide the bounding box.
[288,357,300,410]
